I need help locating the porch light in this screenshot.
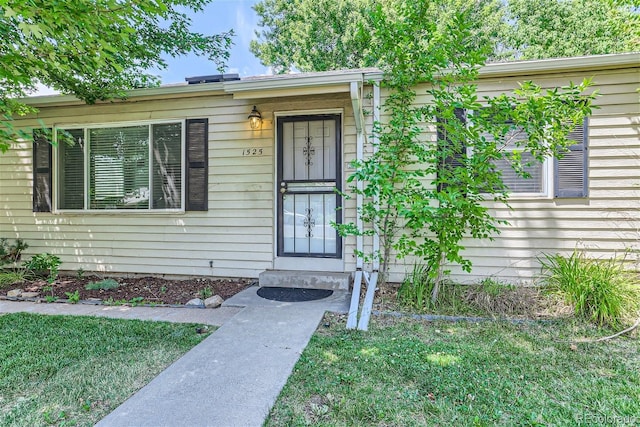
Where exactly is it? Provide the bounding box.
[248,106,262,130]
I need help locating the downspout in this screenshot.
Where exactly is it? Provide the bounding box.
[350,80,365,271]
[356,81,381,331]
[371,81,381,272]
[347,79,365,329]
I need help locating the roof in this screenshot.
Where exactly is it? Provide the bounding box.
[22,53,639,107]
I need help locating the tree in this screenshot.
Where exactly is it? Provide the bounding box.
[331,1,595,303]
[251,0,639,72]
[500,0,640,60]
[250,0,504,72]
[0,0,233,152]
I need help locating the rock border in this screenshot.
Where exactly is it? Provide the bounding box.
[371,310,561,324]
[0,295,222,309]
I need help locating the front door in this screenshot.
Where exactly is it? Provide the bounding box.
[277,115,342,259]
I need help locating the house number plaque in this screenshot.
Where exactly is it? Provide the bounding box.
[242,148,264,156]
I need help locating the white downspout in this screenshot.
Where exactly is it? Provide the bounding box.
[354,80,381,330]
[347,79,364,329]
[371,82,381,272]
[350,81,365,270]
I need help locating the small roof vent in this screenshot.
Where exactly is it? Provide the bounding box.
[185,74,241,84]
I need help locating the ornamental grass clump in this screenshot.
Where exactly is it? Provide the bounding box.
[539,251,640,327]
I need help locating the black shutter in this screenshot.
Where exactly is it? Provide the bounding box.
[33,129,52,212]
[437,107,466,192]
[555,117,588,198]
[185,118,208,211]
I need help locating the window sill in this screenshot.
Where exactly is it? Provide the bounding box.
[53,209,187,215]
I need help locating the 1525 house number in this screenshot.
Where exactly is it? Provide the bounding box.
[242,148,264,156]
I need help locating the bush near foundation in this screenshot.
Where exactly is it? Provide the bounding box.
[539,251,640,327]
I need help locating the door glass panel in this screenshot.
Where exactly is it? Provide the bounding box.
[282,122,294,181]
[293,121,309,181]
[322,120,336,180]
[278,116,340,257]
[307,121,324,180]
[308,194,336,253]
[282,194,296,253]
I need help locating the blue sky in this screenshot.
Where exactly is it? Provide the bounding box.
[155,0,267,84]
[35,0,265,95]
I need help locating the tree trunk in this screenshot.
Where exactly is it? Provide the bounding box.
[431,251,446,304]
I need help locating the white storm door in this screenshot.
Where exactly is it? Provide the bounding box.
[277,115,342,258]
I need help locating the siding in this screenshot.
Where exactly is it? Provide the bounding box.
[0,92,355,278]
[373,67,640,283]
[1,59,637,284]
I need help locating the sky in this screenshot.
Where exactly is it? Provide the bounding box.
[35,0,266,95]
[154,0,268,84]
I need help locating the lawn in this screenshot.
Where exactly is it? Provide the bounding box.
[0,313,211,426]
[267,314,640,426]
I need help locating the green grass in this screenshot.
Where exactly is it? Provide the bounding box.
[0,313,212,426]
[267,315,640,426]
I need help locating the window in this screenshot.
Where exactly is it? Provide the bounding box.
[488,118,589,197]
[487,124,545,194]
[436,108,467,192]
[435,111,588,197]
[33,119,208,212]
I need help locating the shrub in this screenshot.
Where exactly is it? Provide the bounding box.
[539,251,640,327]
[0,238,28,266]
[0,271,27,288]
[85,279,120,291]
[397,263,433,311]
[23,253,62,283]
[397,264,470,313]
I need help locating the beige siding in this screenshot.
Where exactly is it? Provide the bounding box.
[0,92,354,278]
[377,66,640,283]
[1,59,638,284]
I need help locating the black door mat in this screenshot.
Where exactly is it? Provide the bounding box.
[257,287,333,302]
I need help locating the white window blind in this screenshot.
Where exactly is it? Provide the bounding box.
[57,122,186,211]
[89,125,149,209]
[485,126,544,194]
[152,123,182,209]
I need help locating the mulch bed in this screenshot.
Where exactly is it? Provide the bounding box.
[3,275,255,305]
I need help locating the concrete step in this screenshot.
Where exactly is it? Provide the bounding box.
[258,270,351,291]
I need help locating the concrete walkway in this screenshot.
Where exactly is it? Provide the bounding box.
[0,286,349,427]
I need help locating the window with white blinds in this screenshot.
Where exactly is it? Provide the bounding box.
[484,125,544,194]
[57,122,184,211]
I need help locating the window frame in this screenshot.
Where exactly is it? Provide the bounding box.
[53,119,187,213]
[437,110,589,199]
[489,127,551,198]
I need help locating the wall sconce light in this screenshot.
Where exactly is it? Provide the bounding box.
[248,106,262,130]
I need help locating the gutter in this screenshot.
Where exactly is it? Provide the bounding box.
[20,53,638,107]
[479,52,640,79]
[22,83,226,107]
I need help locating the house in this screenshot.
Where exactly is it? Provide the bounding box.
[1,53,638,286]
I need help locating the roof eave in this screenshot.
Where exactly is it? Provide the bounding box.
[478,52,640,78]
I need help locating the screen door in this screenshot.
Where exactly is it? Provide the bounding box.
[277,115,341,258]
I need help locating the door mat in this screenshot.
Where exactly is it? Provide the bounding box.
[257,287,333,302]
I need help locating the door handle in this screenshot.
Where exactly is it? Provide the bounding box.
[280,182,287,194]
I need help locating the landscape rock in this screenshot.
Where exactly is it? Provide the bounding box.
[186,298,204,307]
[204,295,224,309]
[7,289,22,297]
[20,292,40,298]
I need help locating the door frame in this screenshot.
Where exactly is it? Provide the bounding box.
[273,109,344,270]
